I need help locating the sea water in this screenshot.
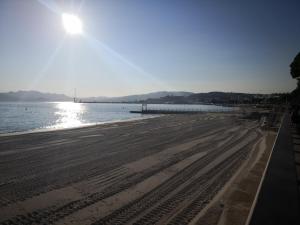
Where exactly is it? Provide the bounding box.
[0,102,233,134]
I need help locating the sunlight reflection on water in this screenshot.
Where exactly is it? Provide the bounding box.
[0,102,235,134]
[53,102,86,129]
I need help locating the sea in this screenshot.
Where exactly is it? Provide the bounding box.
[0,102,234,134]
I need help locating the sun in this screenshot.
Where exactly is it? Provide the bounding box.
[62,13,83,35]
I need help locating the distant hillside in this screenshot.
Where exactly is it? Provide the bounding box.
[0,91,72,102]
[187,92,262,104]
[81,91,193,102]
[0,91,193,102]
[0,90,288,104]
[142,92,288,104]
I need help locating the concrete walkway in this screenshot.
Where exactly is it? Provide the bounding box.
[249,113,300,225]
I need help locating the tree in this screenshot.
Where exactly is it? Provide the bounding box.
[290,52,300,79]
[290,52,300,123]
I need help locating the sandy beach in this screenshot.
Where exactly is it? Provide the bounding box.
[0,113,268,225]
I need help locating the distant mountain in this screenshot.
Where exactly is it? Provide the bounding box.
[0,91,72,102]
[1,90,285,104]
[81,91,193,102]
[141,91,288,105]
[187,92,261,103]
[0,91,193,102]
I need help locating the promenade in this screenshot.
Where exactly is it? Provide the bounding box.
[249,113,300,225]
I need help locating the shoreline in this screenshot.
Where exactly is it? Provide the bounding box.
[0,110,238,137]
[0,102,237,137]
[0,114,160,137]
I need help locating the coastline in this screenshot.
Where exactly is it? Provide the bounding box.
[0,102,237,136]
[0,114,160,137]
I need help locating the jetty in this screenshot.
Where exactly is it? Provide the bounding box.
[130,109,202,114]
[131,103,215,114]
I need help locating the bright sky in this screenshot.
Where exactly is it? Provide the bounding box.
[0,0,299,97]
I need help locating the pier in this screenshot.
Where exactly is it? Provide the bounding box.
[130,103,225,114]
[130,109,202,114]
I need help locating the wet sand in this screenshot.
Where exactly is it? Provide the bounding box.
[0,113,263,225]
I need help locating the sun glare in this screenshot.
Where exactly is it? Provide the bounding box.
[53,102,85,129]
[62,13,83,35]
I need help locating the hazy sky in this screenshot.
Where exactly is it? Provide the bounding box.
[0,0,300,97]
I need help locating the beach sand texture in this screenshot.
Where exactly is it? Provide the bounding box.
[0,113,265,225]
